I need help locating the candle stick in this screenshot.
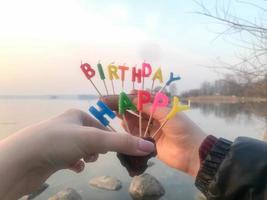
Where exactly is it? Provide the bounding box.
[97,62,109,95]
[108,124,116,132]
[89,100,117,132]
[80,62,103,97]
[151,68,163,93]
[142,62,152,90]
[137,90,151,137]
[108,63,119,95]
[152,97,189,138]
[118,64,129,91]
[144,92,169,137]
[159,72,181,93]
[131,65,141,91]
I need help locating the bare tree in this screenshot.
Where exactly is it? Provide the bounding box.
[195,0,267,85]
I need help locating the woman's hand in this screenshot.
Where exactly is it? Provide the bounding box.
[0,109,155,200]
[102,94,207,177]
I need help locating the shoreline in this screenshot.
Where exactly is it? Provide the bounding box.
[185,96,267,103]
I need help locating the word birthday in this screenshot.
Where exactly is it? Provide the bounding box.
[80,62,181,96]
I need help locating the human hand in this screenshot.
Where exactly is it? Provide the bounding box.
[0,109,155,200]
[102,94,207,177]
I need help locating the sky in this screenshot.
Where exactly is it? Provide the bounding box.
[0,0,264,95]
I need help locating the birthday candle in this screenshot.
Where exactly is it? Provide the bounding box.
[152,97,189,138]
[108,64,119,94]
[137,90,151,137]
[141,62,152,90]
[160,72,181,92]
[118,65,129,91]
[119,92,137,115]
[119,92,137,133]
[97,62,109,95]
[144,92,169,137]
[89,100,116,131]
[151,68,163,92]
[132,66,142,90]
[80,62,103,97]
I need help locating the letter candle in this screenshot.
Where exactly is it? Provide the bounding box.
[118,64,129,91]
[151,68,163,92]
[131,65,142,90]
[159,72,181,93]
[143,92,169,137]
[108,63,119,94]
[119,92,137,133]
[80,62,103,97]
[151,97,190,138]
[97,62,109,95]
[89,101,117,131]
[141,62,152,90]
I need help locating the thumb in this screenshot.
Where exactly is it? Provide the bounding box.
[79,127,155,156]
[104,133,155,155]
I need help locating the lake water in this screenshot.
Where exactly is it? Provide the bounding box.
[0,98,266,200]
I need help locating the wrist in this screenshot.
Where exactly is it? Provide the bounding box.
[0,131,53,199]
[186,133,207,177]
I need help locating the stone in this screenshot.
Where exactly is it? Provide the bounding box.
[48,188,82,200]
[129,173,165,200]
[89,176,122,191]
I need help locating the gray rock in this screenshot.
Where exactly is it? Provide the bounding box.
[129,173,165,200]
[89,176,122,191]
[48,188,82,200]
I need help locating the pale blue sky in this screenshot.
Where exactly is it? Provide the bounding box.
[0,0,264,95]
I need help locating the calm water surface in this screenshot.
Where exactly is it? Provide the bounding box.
[0,99,266,200]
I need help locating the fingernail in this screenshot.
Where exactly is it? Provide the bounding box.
[138,139,155,153]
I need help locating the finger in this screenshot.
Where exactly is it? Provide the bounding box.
[102,132,155,155]
[78,127,155,156]
[68,160,85,173]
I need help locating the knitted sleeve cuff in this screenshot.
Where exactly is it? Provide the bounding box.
[199,135,218,163]
[195,137,233,196]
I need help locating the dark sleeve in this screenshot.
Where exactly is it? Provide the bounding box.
[195,137,267,200]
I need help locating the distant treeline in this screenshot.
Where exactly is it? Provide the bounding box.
[181,75,267,98]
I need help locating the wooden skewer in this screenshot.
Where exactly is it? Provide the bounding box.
[89,79,103,97]
[103,80,109,95]
[159,84,167,93]
[111,80,115,95]
[139,111,142,137]
[144,113,153,137]
[122,115,131,134]
[126,110,139,117]
[151,119,168,138]
[108,124,116,132]
[151,80,155,93]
